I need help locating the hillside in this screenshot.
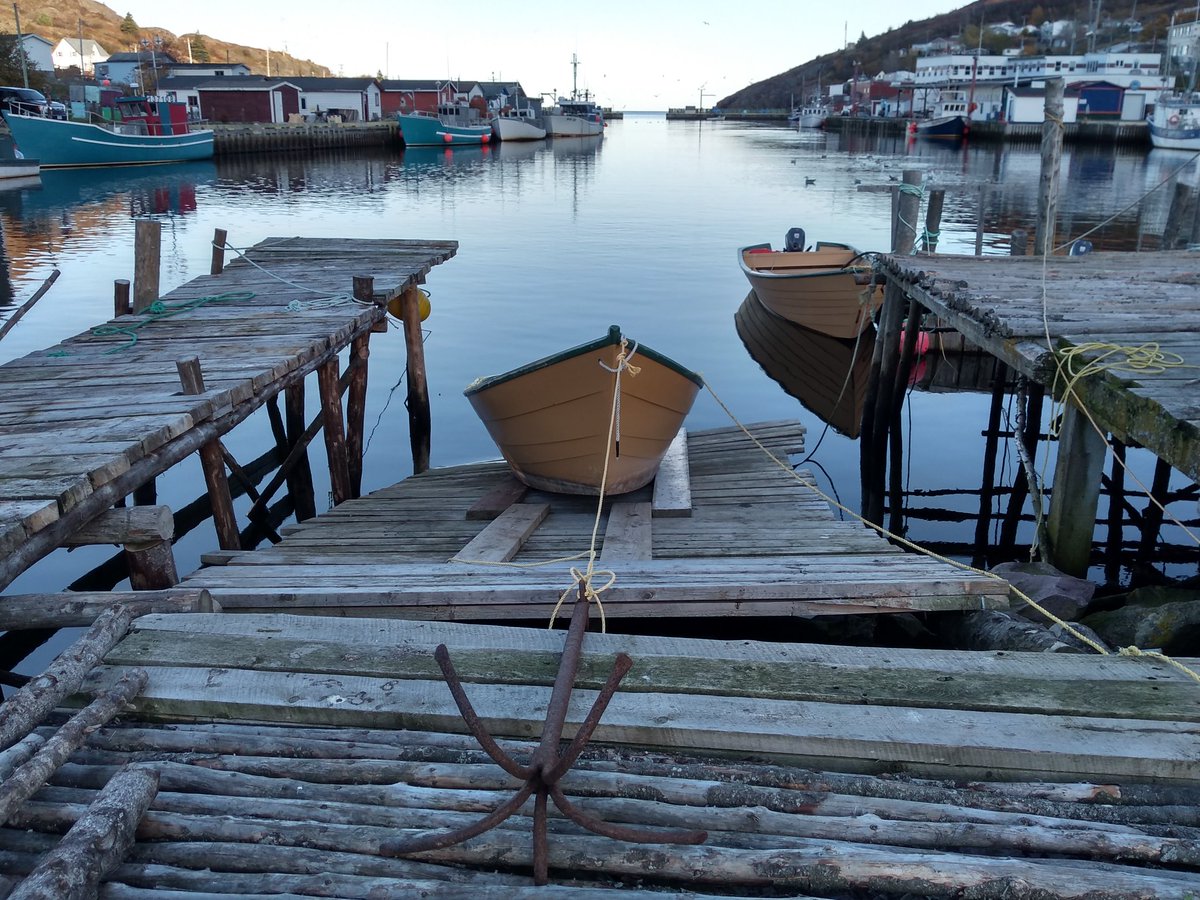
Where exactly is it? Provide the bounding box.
[0,0,330,79]
[717,0,1181,109]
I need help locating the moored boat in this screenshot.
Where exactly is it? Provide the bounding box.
[789,105,828,128]
[735,290,874,438]
[0,158,40,179]
[1149,93,1200,151]
[1,98,213,168]
[491,109,546,141]
[397,110,492,147]
[543,97,604,137]
[464,325,702,495]
[915,89,969,138]
[737,228,882,339]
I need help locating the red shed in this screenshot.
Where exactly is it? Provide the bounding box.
[197,77,301,124]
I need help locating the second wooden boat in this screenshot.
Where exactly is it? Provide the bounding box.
[464,326,702,495]
[738,231,882,339]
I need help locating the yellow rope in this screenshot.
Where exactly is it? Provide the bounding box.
[700,375,1200,683]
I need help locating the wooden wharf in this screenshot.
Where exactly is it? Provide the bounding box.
[873,249,1200,575]
[0,236,456,593]
[178,421,1010,621]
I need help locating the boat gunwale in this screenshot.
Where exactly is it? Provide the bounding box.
[738,242,867,281]
[1,110,214,144]
[463,325,704,396]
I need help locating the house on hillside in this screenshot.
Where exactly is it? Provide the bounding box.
[155,75,213,120]
[1,34,54,72]
[286,77,380,121]
[195,76,301,123]
[97,50,181,89]
[165,62,251,79]
[52,37,108,75]
[475,81,537,114]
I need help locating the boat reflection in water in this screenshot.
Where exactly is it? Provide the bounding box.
[735,290,875,439]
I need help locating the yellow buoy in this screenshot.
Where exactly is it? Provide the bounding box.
[388,289,431,322]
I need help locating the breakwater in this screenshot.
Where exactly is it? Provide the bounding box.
[210,121,400,155]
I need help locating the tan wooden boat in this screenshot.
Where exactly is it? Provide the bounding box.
[464,326,703,495]
[738,235,882,339]
[735,290,875,438]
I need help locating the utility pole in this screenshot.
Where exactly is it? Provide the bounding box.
[78,17,85,77]
[698,83,711,110]
[13,4,29,88]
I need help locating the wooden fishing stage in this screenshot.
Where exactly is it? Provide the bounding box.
[0,235,456,593]
[873,249,1200,575]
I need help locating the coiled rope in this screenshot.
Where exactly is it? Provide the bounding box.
[90,292,256,353]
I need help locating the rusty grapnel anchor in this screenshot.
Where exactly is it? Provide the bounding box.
[379,582,708,884]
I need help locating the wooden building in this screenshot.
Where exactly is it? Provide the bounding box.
[196,77,301,124]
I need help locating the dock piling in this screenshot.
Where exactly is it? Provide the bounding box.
[399,285,432,474]
[317,358,353,506]
[1035,78,1064,256]
[177,356,241,551]
[113,279,130,318]
[210,228,228,275]
[133,219,161,314]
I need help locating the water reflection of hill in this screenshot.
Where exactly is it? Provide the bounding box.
[734,290,874,439]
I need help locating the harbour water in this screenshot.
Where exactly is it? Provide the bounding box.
[0,113,1197,619]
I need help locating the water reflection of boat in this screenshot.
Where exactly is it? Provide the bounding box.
[0,161,214,218]
[550,134,602,157]
[735,290,875,439]
[493,139,545,162]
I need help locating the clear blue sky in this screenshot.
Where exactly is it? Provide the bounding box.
[104,0,965,109]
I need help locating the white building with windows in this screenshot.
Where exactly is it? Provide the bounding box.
[52,37,108,75]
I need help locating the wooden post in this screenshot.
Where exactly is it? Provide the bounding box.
[132,218,161,314]
[317,358,353,506]
[1045,399,1107,577]
[113,279,131,318]
[973,364,1009,568]
[999,381,1045,553]
[399,284,431,474]
[346,276,376,498]
[1135,457,1173,566]
[1162,183,1196,250]
[176,356,241,551]
[860,281,906,526]
[1010,228,1028,256]
[210,227,228,275]
[124,540,179,590]
[974,187,987,256]
[1034,78,1064,256]
[1104,440,1127,587]
[285,383,317,521]
[922,189,944,253]
[892,169,922,255]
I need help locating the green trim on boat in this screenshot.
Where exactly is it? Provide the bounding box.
[463,325,704,395]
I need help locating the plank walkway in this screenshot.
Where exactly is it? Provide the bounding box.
[181,421,1010,619]
[882,250,1200,481]
[5,612,1199,895]
[0,237,457,590]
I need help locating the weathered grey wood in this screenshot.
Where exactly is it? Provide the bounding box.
[62,506,174,547]
[0,590,213,631]
[465,476,528,521]
[651,429,691,517]
[316,358,352,506]
[176,356,239,551]
[0,668,147,824]
[10,765,158,900]
[132,220,161,314]
[0,605,135,752]
[1046,399,1109,577]
[1163,182,1196,250]
[0,271,60,346]
[600,502,652,561]
[0,735,43,782]
[346,332,370,500]
[209,228,227,276]
[1037,79,1064,256]
[400,285,431,474]
[80,661,1200,783]
[455,503,550,563]
[124,539,180,591]
[112,279,130,319]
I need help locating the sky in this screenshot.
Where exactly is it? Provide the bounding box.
[103,0,965,109]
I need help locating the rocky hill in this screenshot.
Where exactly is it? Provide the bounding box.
[717,0,1181,109]
[0,0,330,78]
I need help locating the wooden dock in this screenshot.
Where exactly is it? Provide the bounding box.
[180,421,1009,620]
[0,236,456,592]
[2,609,1200,896]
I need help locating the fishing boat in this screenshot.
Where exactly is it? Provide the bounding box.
[735,291,874,439]
[737,228,882,339]
[789,103,828,128]
[543,97,604,137]
[491,108,546,141]
[1149,93,1200,150]
[1,98,213,168]
[464,325,703,495]
[397,109,492,147]
[915,89,969,138]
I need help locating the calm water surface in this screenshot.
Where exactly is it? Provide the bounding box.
[1,114,1197,638]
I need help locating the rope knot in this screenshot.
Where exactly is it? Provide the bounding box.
[147,300,167,315]
[549,566,615,633]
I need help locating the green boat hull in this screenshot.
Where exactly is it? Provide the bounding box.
[2,112,214,168]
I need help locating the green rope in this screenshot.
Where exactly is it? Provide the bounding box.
[896,182,927,255]
[91,291,256,354]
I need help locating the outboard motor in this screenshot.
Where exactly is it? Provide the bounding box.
[783,227,806,252]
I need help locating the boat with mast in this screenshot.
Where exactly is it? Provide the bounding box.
[543,54,604,137]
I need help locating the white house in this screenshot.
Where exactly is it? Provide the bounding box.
[164,62,251,79]
[9,34,54,72]
[288,77,380,121]
[52,37,108,75]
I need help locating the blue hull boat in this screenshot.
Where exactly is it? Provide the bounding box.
[397,111,492,147]
[2,111,213,168]
[915,115,967,138]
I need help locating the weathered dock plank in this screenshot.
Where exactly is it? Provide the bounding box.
[0,237,457,591]
[180,423,1008,619]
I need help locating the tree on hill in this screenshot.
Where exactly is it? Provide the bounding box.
[190,34,210,63]
[120,12,138,37]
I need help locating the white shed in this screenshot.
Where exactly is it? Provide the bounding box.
[1004,86,1080,124]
